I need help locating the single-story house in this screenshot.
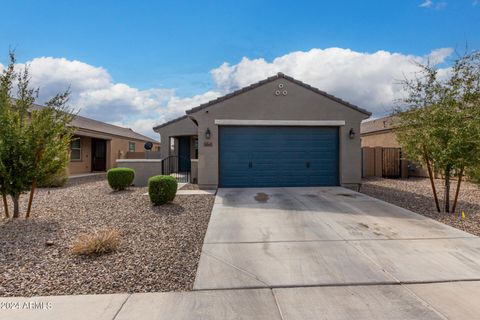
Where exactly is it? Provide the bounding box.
[68,114,160,175]
[360,116,399,148]
[360,115,426,178]
[30,102,160,175]
[153,73,371,189]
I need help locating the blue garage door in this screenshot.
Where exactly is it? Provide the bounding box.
[219,126,339,187]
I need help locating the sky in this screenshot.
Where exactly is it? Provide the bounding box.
[0,0,479,139]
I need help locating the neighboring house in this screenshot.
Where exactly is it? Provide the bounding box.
[30,102,160,175]
[360,116,399,148]
[153,73,371,189]
[360,115,426,178]
[68,114,160,175]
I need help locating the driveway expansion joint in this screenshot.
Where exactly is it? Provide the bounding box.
[112,293,132,320]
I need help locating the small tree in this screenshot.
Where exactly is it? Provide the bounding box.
[0,52,75,218]
[394,51,480,213]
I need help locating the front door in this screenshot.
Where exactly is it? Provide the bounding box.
[92,139,107,171]
[178,136,191,172]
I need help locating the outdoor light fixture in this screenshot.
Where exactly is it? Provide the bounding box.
[349,128,355,139]
[205,128,211,140]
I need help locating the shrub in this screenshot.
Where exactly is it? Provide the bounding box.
[107,168,135,191]
[148,175,177,205]
[71,228,120,256]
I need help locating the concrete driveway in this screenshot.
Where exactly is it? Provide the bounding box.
[190,187,480,319]
[195,187,479,290]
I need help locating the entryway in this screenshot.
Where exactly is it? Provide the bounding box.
[91,138,107,171]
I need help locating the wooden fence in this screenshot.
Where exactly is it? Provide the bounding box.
[362,147,409,179]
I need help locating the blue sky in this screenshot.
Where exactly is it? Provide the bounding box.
[0,0,479,138]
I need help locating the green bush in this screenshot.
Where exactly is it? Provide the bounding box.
[107,168,135,191]
[148,175,177,205]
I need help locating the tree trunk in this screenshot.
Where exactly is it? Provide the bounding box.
[424,149,441,213]
[2,193,9,218]
[26,180,36,218]
[444,168,451,213]
[12,195,20,218]
[451,168,464,214]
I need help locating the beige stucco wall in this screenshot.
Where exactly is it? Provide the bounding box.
[188,78,369,188]
[69,135,160,175]
[109,138,157,169]
[361,131,400,148]
[116,159,163,186]
[156,117,198,159]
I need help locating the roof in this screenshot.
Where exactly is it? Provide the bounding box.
[30,103,159,143]
[186,72,372,116]
[360,115,397,135]
[152,115,189,131]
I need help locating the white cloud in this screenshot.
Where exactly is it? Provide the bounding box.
[419,0,447,9]
[2,57,220,139]
[1,47,453,139]
[427,47,454,64]
[211,48,452,116]
[419,0,433,7]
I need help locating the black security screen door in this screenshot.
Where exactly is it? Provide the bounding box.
[92,139,107,171]
[178,136,191,172]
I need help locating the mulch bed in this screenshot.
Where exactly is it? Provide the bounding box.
[360,177,480,236]
[0,177,214,297]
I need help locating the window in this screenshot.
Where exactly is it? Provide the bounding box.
[70,138,81,161]
[129,142,136,152]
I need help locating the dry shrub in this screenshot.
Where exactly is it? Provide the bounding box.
[71,228,120,256]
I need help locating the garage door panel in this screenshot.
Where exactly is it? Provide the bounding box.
[219,126,339,187]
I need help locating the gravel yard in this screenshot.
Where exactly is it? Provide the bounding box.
[360,177,480,236]
[0,177,214,297]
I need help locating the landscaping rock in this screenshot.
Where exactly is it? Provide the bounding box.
[0,179,214,297]
[360,177,480,236]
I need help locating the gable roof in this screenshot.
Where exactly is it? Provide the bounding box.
[186,72,371,116]
[152,115,189,131]
[30,103,159,143]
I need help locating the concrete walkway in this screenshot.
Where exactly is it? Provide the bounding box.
[2,282,480,319]
[3,187,480,319]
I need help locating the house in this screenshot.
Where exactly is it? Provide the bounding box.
[153,73,371,189]
[29,102,160,175]
[68,114,160,174]
[360,116,399,148]
[360,115,425,178]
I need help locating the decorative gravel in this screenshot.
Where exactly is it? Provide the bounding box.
[0,178,214,297]
[360,177,480,236]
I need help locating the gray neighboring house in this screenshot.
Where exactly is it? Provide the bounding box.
[153,73,371,189]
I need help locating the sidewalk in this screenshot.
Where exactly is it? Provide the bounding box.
[2,282,480,320]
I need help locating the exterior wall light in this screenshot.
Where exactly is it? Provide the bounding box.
[349,128,355,139]
[205,128,211,140]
